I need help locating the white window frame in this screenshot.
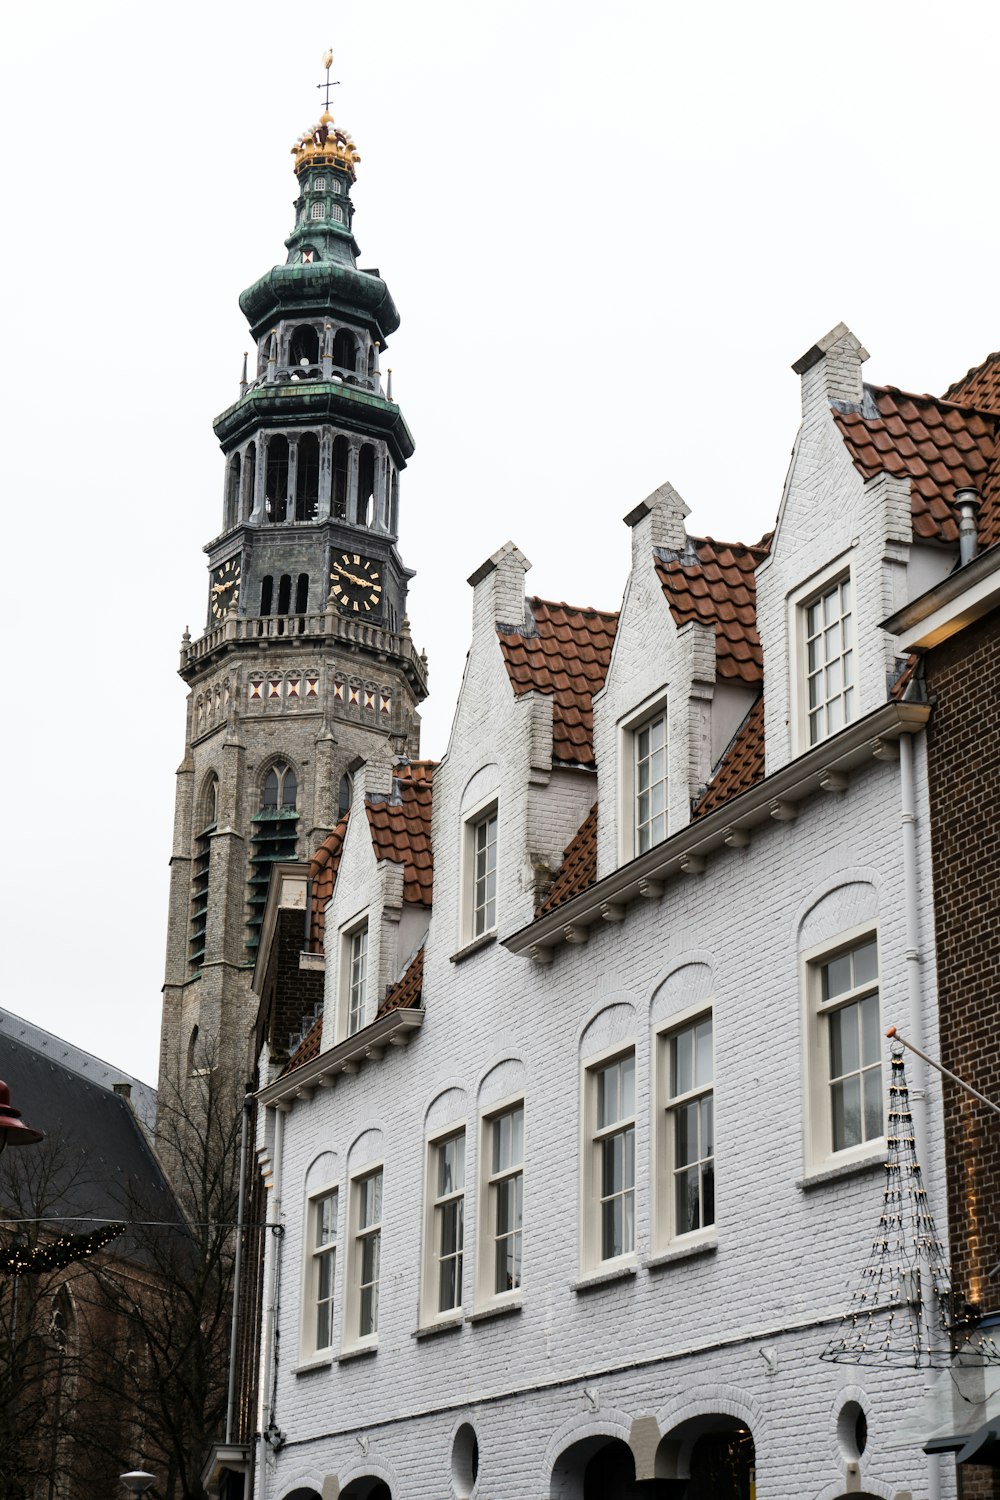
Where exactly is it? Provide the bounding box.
[420,1126,466,1324]
[310,200,326,221]
[344,1164,383,1351]
[301,1184,339,1360]
[789,553,856,753]
[338,915,369,1040]
[653,1005,715,1251]
[475,1096,524,1310]
[460,797,498,946]
[580,1043,637,1274]
[331,203,345,225]
[802,924,883,1171]
[314,175,327,191]
[617,689,670,864]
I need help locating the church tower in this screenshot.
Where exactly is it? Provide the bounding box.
[158,69,427,1100]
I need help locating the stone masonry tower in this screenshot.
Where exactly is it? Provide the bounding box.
[158,73,427,1105]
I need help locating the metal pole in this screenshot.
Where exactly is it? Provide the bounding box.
[887,1026,1000,1120]
[225,1087,251,1446]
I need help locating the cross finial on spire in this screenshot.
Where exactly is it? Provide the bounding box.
[318,48,340,112]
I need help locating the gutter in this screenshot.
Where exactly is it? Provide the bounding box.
[505,700,930,959]
[883,539,1000,651]
[257,1007,424,1109]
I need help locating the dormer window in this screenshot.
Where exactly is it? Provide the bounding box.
[310,202,326,221]
[635,710,668,854]
[803,573,854,745]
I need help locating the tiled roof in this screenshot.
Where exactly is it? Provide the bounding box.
[833,385,998,545]
[375,945,424,1019]
[537,803,598,915]
[282,1013,323,1074]
[654,535,770,683]
[944,352,1000,415]
[498,598,618,768]
[307,814,349,952]
[692,694,766,819]
[365,761,435,906]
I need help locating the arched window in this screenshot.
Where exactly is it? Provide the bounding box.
[243,442,256,519]
[296,434,320,520]
[290,325,319,369]
[225,453,241,531]
[260,575,274,616]
[333,328,357,373]
[189,775,218,974]
[186,1025,200,1076]
[366,344,376,378]
[277,574,292,615]
[249,762,299,955]
[314,175,327,191]
[310,201,326,221]
[333,435,350,519]
[295,574,309,614]
[389,468,399,535]
[356,444,375,527]
[331,204,345,225]
[265,436,289,522]
[338,772,353,818]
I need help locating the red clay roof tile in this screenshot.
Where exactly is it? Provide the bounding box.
[365,761,435,906]
[307,814,349,952]
[375,945,424,1019]
[833,386,998,545]
[654,536,770,684]
[944,352,1000,415]
[498,599,618,768]
[537,803,598,915]
[692,695,766,819]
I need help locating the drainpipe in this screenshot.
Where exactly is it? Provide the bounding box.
[956,487,980,567]
[899,733,941,1500]
[225,1085,252,1446]
[258,1104,286,1500]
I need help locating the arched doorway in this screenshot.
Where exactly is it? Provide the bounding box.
[552,1434,671,1499]
[656,1415,755,1500]
[340,1480,391,1500]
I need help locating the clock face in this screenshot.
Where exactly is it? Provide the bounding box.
[210,556,242,619]
[330,553,383,615]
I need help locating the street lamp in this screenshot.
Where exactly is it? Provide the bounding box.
[120,1473,156,1497]
[0,1080,43,1153]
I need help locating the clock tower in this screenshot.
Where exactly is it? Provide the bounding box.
[158,73,427,1102]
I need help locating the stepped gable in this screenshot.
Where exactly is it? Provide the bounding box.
[365,761,435,905]
[375,945,424,1019]
[654,535,770,683]
[497,598,618,768]
[944,351,1000,415]
[282,1012,323,1075]
[537,803,598,916]
[307,813,349,952]
[693,694,766,819]
[832,385,998,545]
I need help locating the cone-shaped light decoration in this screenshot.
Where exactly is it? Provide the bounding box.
[821,1045,1000,1369]
[0,1080,43,1151]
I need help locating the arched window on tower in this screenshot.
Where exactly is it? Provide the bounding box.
[189,775,218,974]
[248,762,299,956]
[338,772,353,819]
[290,324,319,371]
[333,435,350,519]
[277,574,292,615]
[295,574,309,615]
[266,435,289,522]
[225,453,241,531]
[333,328,358,375]
[243,441,256,519]
[356,445,375,527]
[260,575,274,616]
[390,468,399,535]
[367,344,376,380]
[296,433,320,520]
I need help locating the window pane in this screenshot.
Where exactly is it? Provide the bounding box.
[860,992,881,1064]
[317,1296,332,1349]
[830,1006,858,1077]
[510,1106,524,1165]
[694,1019,713,1087]
[863,1066,883,1139]
[823,952,853,1001]
[701,1094,714,1156]
[702,1162,715,1228]
[621,1055,635,1117]
[675,1100,697,1168]
[854,940,878,987]
[317,1251,334,1303]
[672,1028,693,1096]
[676,1166,699,1236]
[832,1075,861,1151]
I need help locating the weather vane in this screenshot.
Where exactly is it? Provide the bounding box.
[318,48,340,112]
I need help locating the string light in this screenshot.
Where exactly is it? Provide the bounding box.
[2,1224,126,1278]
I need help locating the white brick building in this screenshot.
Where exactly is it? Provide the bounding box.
[245,323,985,1500]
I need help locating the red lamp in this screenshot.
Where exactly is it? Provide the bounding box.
[0,1080,43,1151]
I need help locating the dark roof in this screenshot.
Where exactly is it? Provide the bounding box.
[0,1035,180,1258]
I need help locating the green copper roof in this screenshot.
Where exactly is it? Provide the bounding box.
[240,259,400,344]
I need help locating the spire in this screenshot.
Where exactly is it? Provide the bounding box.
[284,49,361,271]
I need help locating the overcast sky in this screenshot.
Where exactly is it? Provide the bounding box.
[1,1,996,1087]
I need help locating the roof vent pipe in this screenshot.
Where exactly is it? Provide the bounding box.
[955,488,981,566]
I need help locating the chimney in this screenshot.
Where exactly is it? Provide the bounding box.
[113,1082,132,1101]
[468,541,531,634]
[956,487,981,566]
[624,481,690,568]
[792,322,869,416]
